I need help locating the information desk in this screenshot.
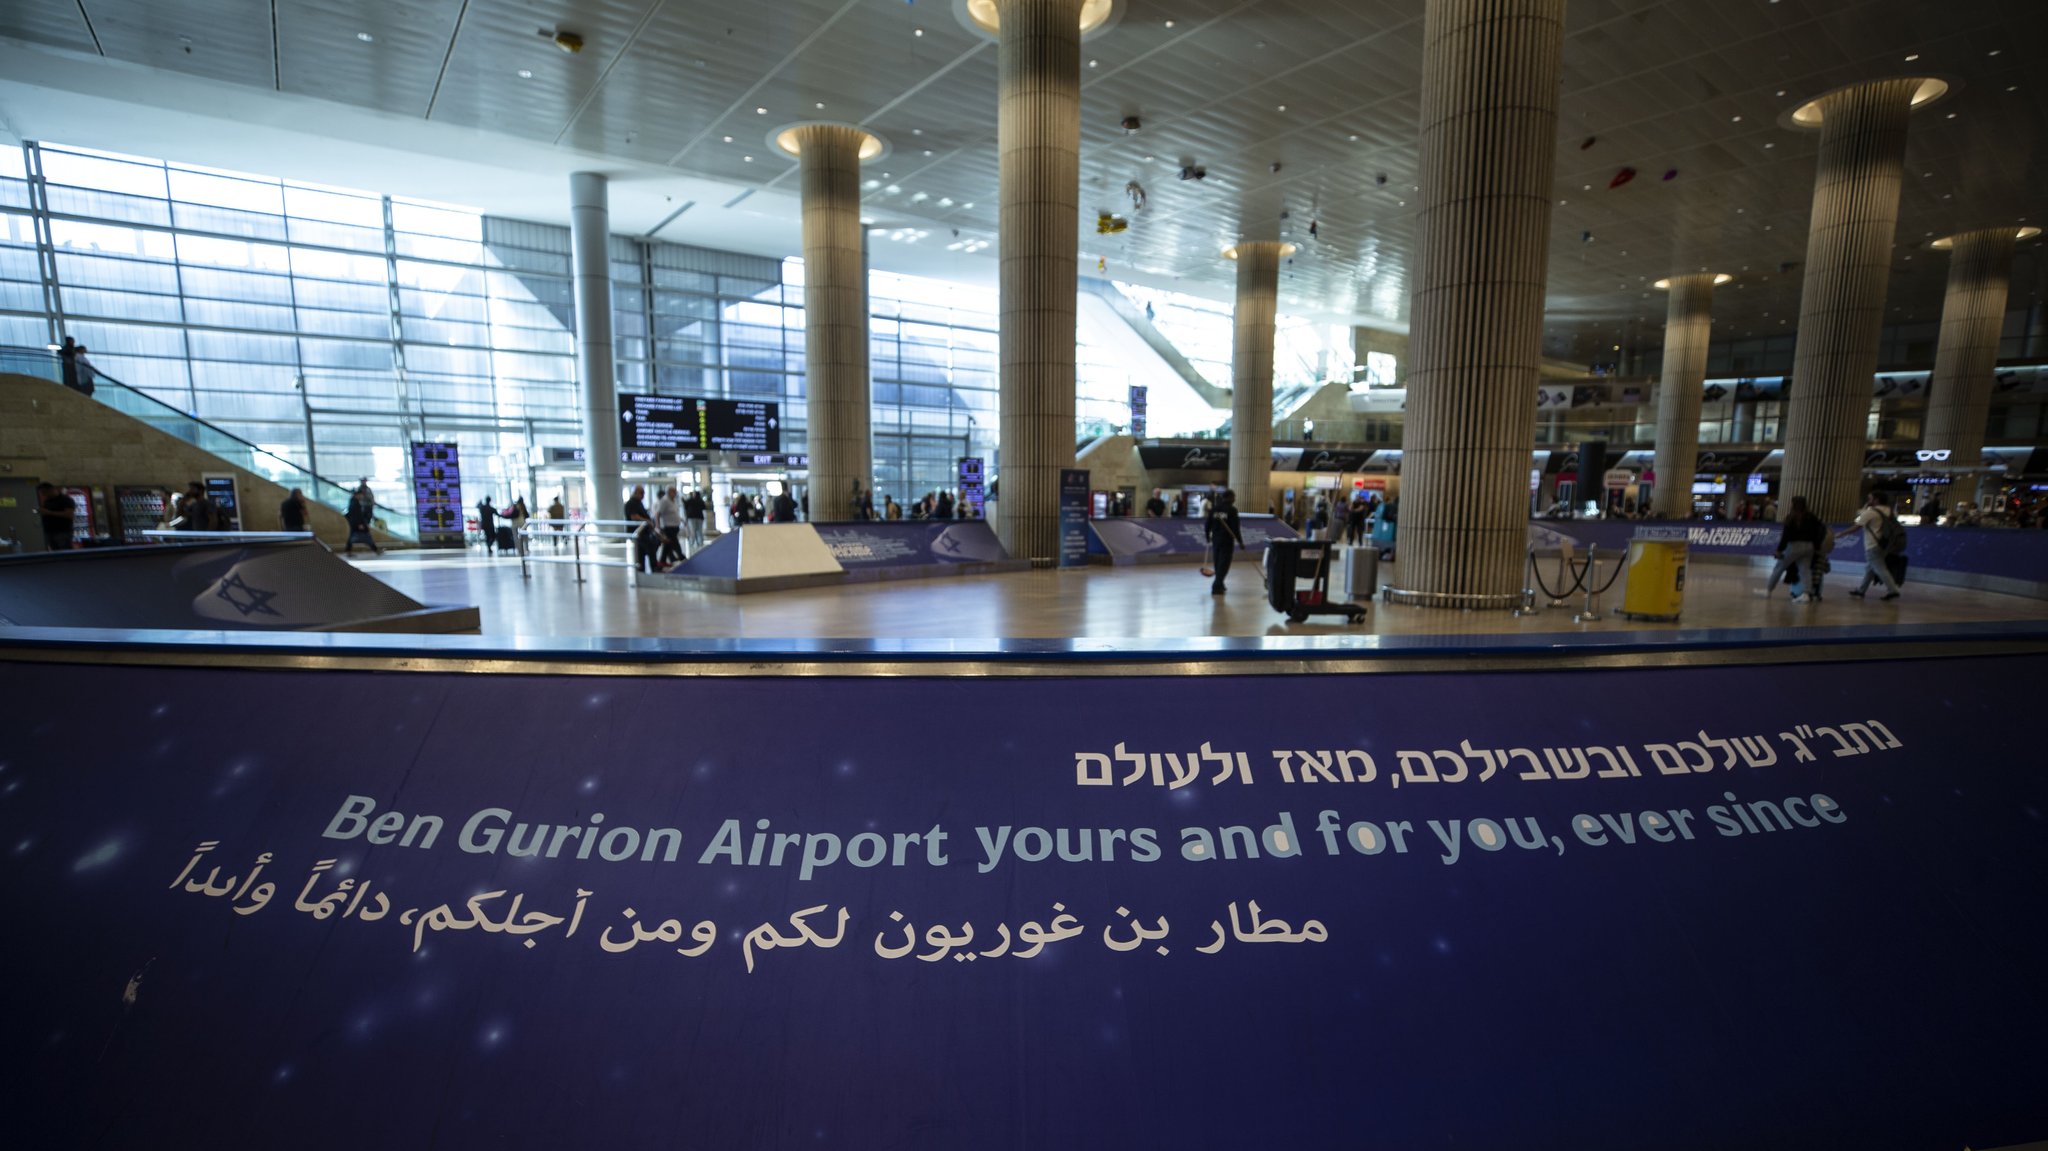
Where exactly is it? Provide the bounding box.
[3,625,2044,1149]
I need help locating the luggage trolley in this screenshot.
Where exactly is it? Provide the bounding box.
[1264,539,1369,624]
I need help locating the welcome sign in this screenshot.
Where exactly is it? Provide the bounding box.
[2,655,2044,1147]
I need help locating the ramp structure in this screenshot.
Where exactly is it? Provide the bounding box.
[0,540,477,631]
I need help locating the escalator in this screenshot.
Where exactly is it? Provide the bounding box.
[0,345,415,542]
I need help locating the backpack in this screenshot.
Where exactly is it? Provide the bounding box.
[1879,513,1907,556]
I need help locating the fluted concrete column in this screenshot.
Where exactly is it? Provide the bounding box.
[1227,242,1287,512]
[789,124,877,521]
[994,0,1084,562]
[569,172,620,520]
[1923,228,2021,504]
[1650,274,1719,519]
[1388,0,1564,609]
[1779,79,1923,522]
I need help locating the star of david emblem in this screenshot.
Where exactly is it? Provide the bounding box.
[215,573,281,617]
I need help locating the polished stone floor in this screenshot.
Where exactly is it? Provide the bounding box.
[343,543,2048,640]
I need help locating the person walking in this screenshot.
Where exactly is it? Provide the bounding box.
[503,496,531,557]
[654,484,683,565]
[1766,495,1826,602]
[343,487,380,555]
[547,494,567,551]
[57,337,83,393]
[36,484,75,551]
[177,482,214,532]
[1144,488,1167,518]
[682,488,707,554]
[1849,491,1903,600]
[476,496,500,556]
[625,485,658,572]
[1203,488,1243,596]
[770,485,798,524]
[884,495,901,521]
[279,488,309,535]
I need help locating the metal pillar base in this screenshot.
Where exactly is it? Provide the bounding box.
[1381,586,1534,612]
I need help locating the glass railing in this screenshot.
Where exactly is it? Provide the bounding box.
[2,346,415,542]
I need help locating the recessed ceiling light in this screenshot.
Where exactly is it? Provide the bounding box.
[962,202,973,209]
[911,128,923,136]
[1583,184,1591,191]
[517,69,533,79]
[756,107,767,114]
[743,155,754,162]
[723,135,733,142]
[1277,104,1287,111]
[1988,48,2001,56]
[913,27,925,37]
[2009,85,2020,93]
[1904,53,1920,62]
[1089,59,1098,68]
[1347,134,1358,141]
[1946,112,1957,119]
[815,102,825,109]
[1776,89,1786,97]
[357,32,375,42]
[1164,19,1176,28]
[922,149,933,156]
[1764,142,1775,148]
[1731,114,1742,122]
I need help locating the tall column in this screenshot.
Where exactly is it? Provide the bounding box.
[1227,242,1287,513]
[1923,227,2022,504]
[994,0,1085,562]
[569,172,620,520]
[1387,0,1564,609]
[787,124,878,522]
[1778,78,1924,522]
[1649,274,1719,519]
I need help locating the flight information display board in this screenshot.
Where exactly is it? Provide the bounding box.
[621,396,780,453]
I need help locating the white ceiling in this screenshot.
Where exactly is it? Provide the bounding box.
[2,0,2045,360]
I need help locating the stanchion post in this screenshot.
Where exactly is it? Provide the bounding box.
[1575,544,1604,623]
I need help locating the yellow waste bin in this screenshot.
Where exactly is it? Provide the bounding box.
[1620,527,1688,621]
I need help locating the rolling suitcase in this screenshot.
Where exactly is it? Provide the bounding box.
[496,524,517,551]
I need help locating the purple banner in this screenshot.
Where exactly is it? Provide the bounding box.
[1089,515,1299,559]
[4,656,2044,1147]
[813,520,1009,569]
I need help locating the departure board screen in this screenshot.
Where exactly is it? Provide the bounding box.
[621,396,780,453]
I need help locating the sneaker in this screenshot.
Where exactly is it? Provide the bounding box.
[1882,591,1899,601]
[1849,590,1865,598]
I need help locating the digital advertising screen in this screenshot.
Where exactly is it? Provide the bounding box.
[410,442,464,547]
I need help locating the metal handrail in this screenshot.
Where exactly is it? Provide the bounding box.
[139,530,315,542]
[516,519,659,583]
